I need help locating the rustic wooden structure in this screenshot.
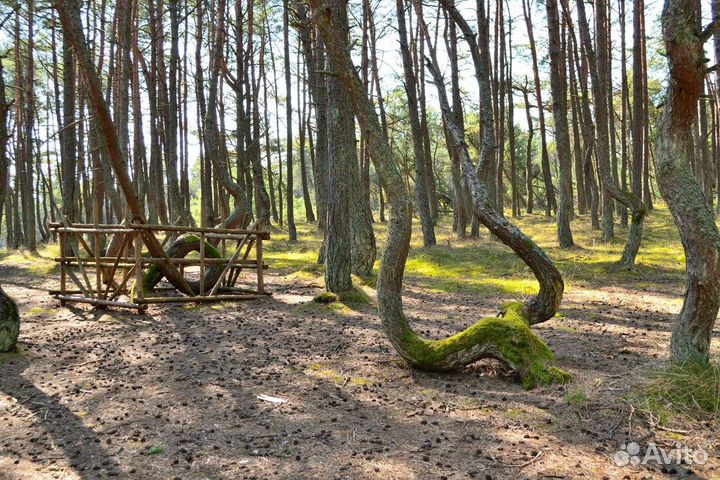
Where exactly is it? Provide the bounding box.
[48,221,270,311]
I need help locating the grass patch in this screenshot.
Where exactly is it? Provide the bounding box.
[313,292,338,304]
[632,360,720,425]
[305,363,373,387]
[0,244,59,276]
[26,307,55,317]
[564,388,588,406]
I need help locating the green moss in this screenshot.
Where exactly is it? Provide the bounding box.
[147,445,164,455]
[338,287,370,306]
[135,235,223,298]
[313,292,338,304]
[400,302,571,390]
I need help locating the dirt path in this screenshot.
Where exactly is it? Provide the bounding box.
[0,248,718,479]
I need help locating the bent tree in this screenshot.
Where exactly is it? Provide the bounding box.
[576,0,646,267]
[309,0,569,389]
[656,0,720,363]
[55,0,248,297]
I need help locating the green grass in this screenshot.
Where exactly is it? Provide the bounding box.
[632,360,720,425]
[0,206,685,301]
[0,244,60,276]
[564,388,589,406]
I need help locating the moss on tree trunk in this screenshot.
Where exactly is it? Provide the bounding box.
[310,0,570,389]
[138,234,225,297]
[0,286,19,353]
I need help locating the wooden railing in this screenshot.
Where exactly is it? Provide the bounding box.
[48,221,270,311]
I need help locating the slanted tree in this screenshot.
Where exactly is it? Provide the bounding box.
[396,0,435,247]
[310,0,570,388]
[576,0,646,267]
[655,0,720,363]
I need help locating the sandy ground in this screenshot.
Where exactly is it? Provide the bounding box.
[0,252,718,480]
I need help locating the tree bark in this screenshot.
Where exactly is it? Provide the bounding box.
[656,0,720,363]
[309,0,569,388]
[397,0,436,247]
[284,0,297,241]
[522,0,556,216]
[546,0,575,249]
[576,0,646,266]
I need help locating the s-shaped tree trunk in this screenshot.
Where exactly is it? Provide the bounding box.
[656,0,720,363]
[309,0,569,389]
[576,0,646,267]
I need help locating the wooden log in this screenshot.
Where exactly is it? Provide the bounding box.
[48,222,271,239]
[53,295,142,310]
[134,294,260,304]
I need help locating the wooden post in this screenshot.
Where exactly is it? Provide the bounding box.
[59,230,66,305]
[199,232,206,295]
[256,224,264,294]
[134,231,143,303]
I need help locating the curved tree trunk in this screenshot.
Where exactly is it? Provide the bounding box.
[576,0,646,267]
[656,0,720,363]
[309,0,569,388]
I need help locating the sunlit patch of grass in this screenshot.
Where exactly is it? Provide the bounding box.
[26,307,55,317]
[261,206,686,298]
[632,360,720,425]
[0,244,60,276]
[293,299,353,317]
[305,362,373,387]
[265,249,318,271]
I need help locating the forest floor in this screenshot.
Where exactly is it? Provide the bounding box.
[1,207,719,480]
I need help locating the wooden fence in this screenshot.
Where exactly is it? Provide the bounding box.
[48,221,270,311]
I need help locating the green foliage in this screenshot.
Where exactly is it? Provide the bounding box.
[147,445,164,455]
[563,388,588,406]
[632,360,720,424]
[0,244,59,276]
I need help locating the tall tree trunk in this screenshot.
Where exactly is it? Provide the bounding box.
[546,0,574,249]
[24,1,37,251]
[298,53,316,222]
[323,0,353,292]
[446,12,469,236]
[284,0,297,241]
[576,0,646,266]
[397,0,436,247]
[522,0,556,216]
[656,0,720,363]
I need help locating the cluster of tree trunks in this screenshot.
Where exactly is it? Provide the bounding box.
[0,0,716,369]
